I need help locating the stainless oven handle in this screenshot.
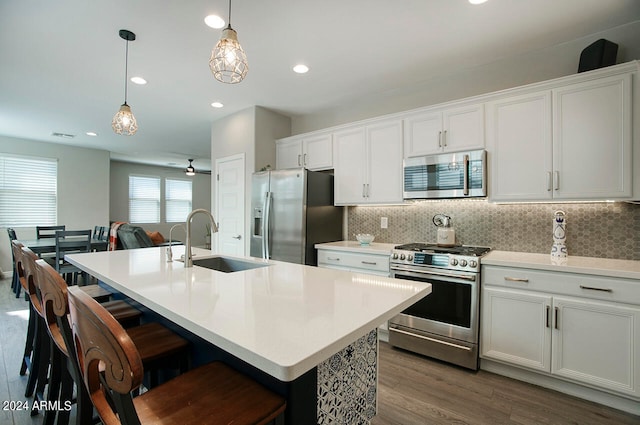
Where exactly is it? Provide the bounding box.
[391,265,477,281]
[463,154,469,196]
[389,327,472,351]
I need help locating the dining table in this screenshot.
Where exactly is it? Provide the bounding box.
[19,238,108,256]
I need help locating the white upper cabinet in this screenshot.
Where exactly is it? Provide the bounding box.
[486,91,553,201]
[334,119,403,205]
[552,74,632,199]
[487,71,633,202]
[276,133,333,170]
[403,103,484,157]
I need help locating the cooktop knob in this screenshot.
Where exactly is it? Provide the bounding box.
[469,260,478,268]
[450,258,458,266]
[400,253,406,260]
[459,259,468,267]
[392,253,398,259]
[407,254,413,261]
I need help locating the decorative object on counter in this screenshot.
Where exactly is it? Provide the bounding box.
[355,233,375,245]
[550,210,567,261]
[209,0,248,84]
[111,29,138,136]
[433,214,455,247]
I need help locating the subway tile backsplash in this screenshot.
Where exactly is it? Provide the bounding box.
[347,200,640,260]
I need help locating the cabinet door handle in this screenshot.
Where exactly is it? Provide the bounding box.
[361,261,377,265]
[438,131,442,147]
[303,153,307,166]
[504,276,529,283]
[366,184,370,198]
[362,184,366,198]
[546,306,550,328]
[554,171,560,191]
[554,306,559,330]
[327,257,340,261]
[547,172,552,191]
[579,285,613,293]
[297,154,301,166]
[442,130,447,147]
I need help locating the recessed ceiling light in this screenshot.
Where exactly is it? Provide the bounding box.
[86,131,98,137]
[205,14,225,29]
[293,64,309,74]
[211,102,224,108]
[468,0,488,4]
[130,76,147,85]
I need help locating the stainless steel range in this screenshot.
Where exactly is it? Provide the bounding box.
[388,243,491,370]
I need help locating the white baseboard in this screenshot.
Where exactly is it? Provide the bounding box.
[480,359,640,416]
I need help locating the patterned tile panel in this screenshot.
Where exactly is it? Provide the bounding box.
[318,329,378,424]
[348,200,640,260]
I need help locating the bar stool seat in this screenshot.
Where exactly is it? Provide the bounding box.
[67,285,286,425]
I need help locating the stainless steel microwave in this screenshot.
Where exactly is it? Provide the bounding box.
[403,149,487,199]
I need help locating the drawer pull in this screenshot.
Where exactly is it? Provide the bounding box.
[361,261,377,265]
[504,277,529,283]
[327,257,340,261]
[579,285,613,293]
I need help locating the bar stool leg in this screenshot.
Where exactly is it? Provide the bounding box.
[19,301,36,376]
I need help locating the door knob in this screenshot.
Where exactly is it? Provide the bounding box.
[232,235,242,240]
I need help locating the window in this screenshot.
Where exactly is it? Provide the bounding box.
[129,175,160,223]
[165,179,192,222]
[0,154,57,227]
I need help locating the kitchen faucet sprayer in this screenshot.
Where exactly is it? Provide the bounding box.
[184,209,219,267]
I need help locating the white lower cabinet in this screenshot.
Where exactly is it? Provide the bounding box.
[481,266,640,399]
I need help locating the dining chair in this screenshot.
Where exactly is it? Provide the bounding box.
[36,225,66,239]
[54,229,91,284]
[67,284,286,425]
[7,227,21,296]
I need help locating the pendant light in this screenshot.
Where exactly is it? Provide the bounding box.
[185,159,196,176]
[112,29,138,135]
[209,0,248,84]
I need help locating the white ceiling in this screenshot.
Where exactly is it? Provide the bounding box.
[1,0,639,172]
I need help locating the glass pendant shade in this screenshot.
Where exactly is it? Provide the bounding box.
[112,103,138,136]
[209,28,248,84]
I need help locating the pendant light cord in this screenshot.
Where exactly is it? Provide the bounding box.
[124,39,129,104]
[227,0,232,29]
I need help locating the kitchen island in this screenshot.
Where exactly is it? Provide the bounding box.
[66,246,431,424]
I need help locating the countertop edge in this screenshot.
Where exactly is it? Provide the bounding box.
[482,251,640,280]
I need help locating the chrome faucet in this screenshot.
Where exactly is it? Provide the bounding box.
[184,208,218,267]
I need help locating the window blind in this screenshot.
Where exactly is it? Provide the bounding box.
[0,154,57,227]
[129,175,160,223]
[165,179,192,222]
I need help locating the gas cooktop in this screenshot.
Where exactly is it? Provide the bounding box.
[394,243,491,257]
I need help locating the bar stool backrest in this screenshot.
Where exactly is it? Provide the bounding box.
[67,285,144,425]
[20,246,43,315]
[34,259,70,355]
[10,240,26,290]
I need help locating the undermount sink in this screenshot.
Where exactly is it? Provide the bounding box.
[192,256,270,273]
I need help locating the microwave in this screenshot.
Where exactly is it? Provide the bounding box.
[403,149,486,199]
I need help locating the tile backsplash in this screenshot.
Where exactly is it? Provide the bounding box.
[348,200,640,260]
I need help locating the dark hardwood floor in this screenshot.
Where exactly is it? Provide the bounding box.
[373,341,640,425]
[1,278,638,425]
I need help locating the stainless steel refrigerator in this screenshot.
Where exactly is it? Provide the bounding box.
[250,168,343,265]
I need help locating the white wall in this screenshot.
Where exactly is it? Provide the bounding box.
[292,21,640,134]
[0,135,110,274]
[210,106,291,253]
[109,160,212,246]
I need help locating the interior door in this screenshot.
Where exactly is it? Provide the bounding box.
[215,154,245,256]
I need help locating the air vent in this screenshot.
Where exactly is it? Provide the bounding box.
[51,132,76,139]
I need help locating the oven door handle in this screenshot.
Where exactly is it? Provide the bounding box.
[391,265,477,282]
[389,327,472,351]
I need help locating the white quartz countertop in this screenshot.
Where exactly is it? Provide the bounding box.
[315,241,397,255]
[66,246,430,382]
[483,250,640,280]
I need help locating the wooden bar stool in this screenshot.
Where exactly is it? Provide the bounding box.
[10,241,36,377]
[36,260,193,425]
[67,285,287,425]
